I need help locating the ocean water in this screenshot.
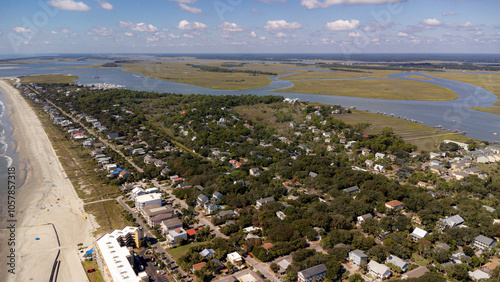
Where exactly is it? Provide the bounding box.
[0,90,17,197]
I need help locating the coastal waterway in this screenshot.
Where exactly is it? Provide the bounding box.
[0,61,499,145]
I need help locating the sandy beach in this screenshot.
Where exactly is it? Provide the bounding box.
[0,79,96,282]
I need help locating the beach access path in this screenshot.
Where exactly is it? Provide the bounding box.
[0,79,96,282]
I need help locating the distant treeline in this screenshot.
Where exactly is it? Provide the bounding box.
[187,64,277,76]
[316,63,442,72]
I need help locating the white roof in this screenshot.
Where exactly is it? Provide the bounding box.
[135,193,162,202]
[368,260,391,276]
[227,252,242,262]
[278,258,291,270]
[95,227,141,282]
[411,228,429,239]
[469,270,490,280]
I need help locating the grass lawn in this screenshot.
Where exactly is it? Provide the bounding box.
[335,110,477,151]
[82,260,104,282]
[166,242,207,260]
[469,106,500,116]
[425,72,500,106]
[19,74,78,84]
[406,75,433,81]
[274,78,458,101]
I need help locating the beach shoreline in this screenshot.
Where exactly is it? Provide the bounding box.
[0,79,95,282]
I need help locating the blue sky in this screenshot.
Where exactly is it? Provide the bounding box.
[0,0,499,54]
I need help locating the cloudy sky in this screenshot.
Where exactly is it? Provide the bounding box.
[0,0,499,54]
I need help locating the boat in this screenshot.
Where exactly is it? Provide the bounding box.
[494,133,498,135]
[94,70,100,79]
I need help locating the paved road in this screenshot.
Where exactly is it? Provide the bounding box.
[245,256,280,282]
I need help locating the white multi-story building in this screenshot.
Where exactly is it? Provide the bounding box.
[94,227,148,282]
[135,193,162,211]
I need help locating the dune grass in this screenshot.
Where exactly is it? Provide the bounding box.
[274,78,458,101]
[19,74,78,84]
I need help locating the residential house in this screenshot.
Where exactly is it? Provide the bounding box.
[298,264,327,282]
[191,262,206,273]
[357,214,373,226]
[249,168,261,177]
[410,228,429,242]
[375,153,386,160]
[386,255,409,272]
[196,194,209,206]
[227,252,243,265]
[343,186,360,194]
[167,228,187,245]
[277,258,292,274]
[368,261,392,280]
[437,215,464,230]
[212,191,223,202]
[131,187,145,199]
[141,204,174,227]
[469,270,490,281]
[256,197,275,209]
[204,201,219,214]
[135,193,162,212]
[374,164,386,173]
[218,210,236,219]
[276,211,287,220]
[160,217,183,236]
[402,266,429,280]
[473,235,496,251]
[199,248,215,258]
[349,250,368,266]
[481,262,498,275]
[385,200,404,210]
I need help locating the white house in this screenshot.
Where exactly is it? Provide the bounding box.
[368,261,392,280]
[135,193,162,211]
[227,252,243,264]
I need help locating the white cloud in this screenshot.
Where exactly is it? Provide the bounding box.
[397,32,408,37]
[264,20,302,31]
[43,41,51,44]
[119,21,159,33]
[0,29,2,36]
[176,20,207,31]
[184,34,194,39]
[454,21,478,31]
[90,26,114,37]
[475,31,483,36]
[325,19,360,31]
[61,28,76,35]
[301,0,406,9]
[219,22,244,33]
[259,36,266,40]
[371,38,379,42]
[230,41,248,45]
[51,30,58,34]
[421,18,442,26]
[348,32,361,38]
[363,21,392,32]
[168,33,180,39]
[13,27,34,33]
[275,32,288,38]
[125,32,133,37]
[250,31,257,38]
[97,0,113,10]
[169,0,202,14]
[442,11,456,16]
[48,0,91,11]
[178,3,202,13]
